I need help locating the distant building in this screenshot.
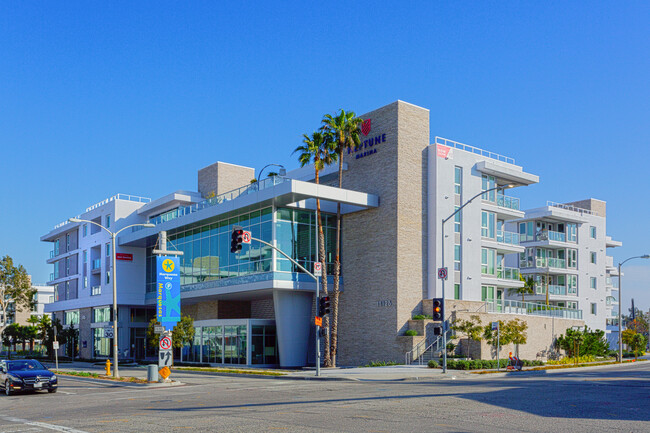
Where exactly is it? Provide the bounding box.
[1,283,54,327]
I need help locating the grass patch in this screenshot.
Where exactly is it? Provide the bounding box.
[172,367,285,376]
[52,370,148,383]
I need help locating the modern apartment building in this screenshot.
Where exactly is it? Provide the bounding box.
[506,200,622,346]
[41,100,618,366]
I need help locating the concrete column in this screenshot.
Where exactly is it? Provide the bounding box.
[273,289,313,367]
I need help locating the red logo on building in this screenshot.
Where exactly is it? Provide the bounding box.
[361,119,371,136]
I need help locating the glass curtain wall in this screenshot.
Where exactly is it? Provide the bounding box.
[145,207,337,291]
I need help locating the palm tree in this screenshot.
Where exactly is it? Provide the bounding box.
[321,110,363,367]
[293,130,337,367]
[509,275,535,302]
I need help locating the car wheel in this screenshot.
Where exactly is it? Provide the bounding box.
[48,388,57,393]
[4,381,10,396]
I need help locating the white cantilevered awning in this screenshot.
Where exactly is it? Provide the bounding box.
[118,178,378,247]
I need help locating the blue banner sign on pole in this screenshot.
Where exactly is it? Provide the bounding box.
[157,256,181,331]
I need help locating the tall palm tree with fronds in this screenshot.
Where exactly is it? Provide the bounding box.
[293,130,337,367]
[509,274,536,302]
[321,110,363,367]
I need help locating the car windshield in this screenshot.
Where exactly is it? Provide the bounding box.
[6,360,46,371]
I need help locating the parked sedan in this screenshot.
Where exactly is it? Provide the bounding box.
[0,359,58,395]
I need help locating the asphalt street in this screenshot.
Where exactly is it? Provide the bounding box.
[1,362,649,433]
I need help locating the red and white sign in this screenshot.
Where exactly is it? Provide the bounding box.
[242,231,251,244]
[437,144,452,159]
[437,267,448,280]
[116,253,133,261]
[313,262,322,277]
[159,336,172,350]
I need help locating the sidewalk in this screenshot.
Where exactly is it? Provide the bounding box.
[42,360,467,382]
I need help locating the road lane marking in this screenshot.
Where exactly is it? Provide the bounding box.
[0,416,88,433]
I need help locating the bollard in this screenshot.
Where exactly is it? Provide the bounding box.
[105,359,111,376]
[147,364,159,382]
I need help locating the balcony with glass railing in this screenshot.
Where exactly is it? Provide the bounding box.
[486,299,582,319]
[91,286,101,296]
[496,266,520,280]
[496,230,520,246]
[535,257,567,269]
[534,285,577,296]
[496,193,520,210]
[91,259,102,271]
[135,176,291,230]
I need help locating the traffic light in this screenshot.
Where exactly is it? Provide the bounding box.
[319,296,331,316]
[432,298,444,321]
[231,227,244,253]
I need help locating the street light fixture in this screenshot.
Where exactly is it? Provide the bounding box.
[617,254,650,363]
[257,164,287,185]
[68,217,155,378]
[440,183,516,373]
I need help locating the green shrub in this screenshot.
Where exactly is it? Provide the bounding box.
[405,330,418,336]
[412,314,433,320]
[428,360,439,368]
[365,360,400,367]
[547,355,595,365]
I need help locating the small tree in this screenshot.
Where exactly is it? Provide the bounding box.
[482,319,528,358]
[451,315,483,358]
[509,275,535,302]
[622,329,647,359]
[0,256,36,345]
[147,315,195,350]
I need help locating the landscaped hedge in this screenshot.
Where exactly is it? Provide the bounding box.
[429,359,544,369]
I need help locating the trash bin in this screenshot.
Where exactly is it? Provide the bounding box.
[147,364,159,382]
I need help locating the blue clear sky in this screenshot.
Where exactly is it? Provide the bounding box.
[1,1,649,310]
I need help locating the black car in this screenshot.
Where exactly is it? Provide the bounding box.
[0,359,58,395]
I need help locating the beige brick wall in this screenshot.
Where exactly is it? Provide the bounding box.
[337,101,430,366]
[425,299,585,360]
[182,300,251,321]
[251,298,275,319]
[198,161,255,198]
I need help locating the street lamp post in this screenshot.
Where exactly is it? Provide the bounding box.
[257,164,287,185]
[69,218,154,378]
[617,254,650,363]
[440,183,515,373]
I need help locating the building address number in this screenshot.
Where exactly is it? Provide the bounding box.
[377,300,393,307]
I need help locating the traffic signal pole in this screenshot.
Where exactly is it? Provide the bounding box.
[440,185,508,374]
[248,236,321,376]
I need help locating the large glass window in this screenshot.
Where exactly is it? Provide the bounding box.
[454,206,461,233]
[567,249,577,268]
[92,307,111,323]
[64,310,79,325]
[481,248,496,275]
[251,325,278,365]
[519,221,534,242]
[568,275,577,294]
[146,208,279,292]
[224,325,247,365]
[567,224,577,242]
[93,328,111,357]
[481,211,495,239]
[481,285,495,302]
[202,326,223,364]
[454,166,462,195]
[481,175,496,202]
[590,226,597,239]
